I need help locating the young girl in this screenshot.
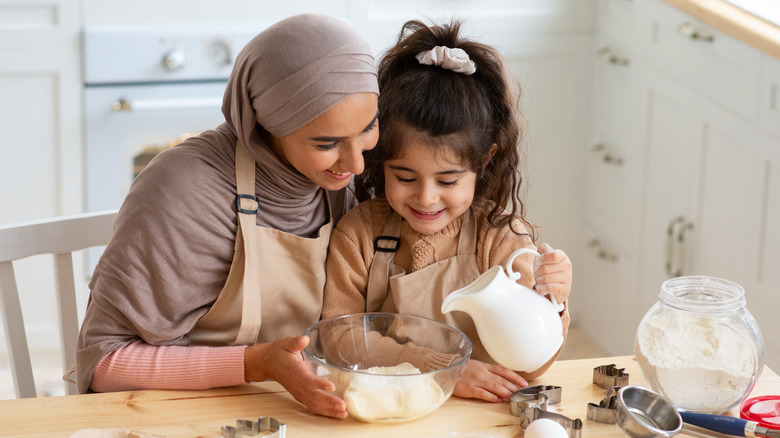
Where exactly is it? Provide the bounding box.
[322,19,572,404]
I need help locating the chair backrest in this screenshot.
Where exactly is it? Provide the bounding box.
[0,210,117,398]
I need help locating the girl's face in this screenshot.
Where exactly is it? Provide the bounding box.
[383,141,477,235]
[270,92,379,191]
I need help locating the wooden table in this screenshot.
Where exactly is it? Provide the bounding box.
[1,356,778,437]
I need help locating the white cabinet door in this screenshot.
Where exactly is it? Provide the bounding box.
[748,132,780,372]
[638,68,760,315]
[578,35,644,355]
[0,50,81,224]
[759,54,780,141]
[0,0,82,361]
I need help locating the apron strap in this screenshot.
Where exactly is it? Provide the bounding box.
[457,208,477,256]
[233,141,263,345]
[365,212,402,312]
[365,208,477,312]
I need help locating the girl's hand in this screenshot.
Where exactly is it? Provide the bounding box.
[453,359,528,402]
[244,336,347,419]
[534,243,572,306]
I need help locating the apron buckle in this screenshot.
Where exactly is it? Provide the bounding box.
[374,236,400,253]
[236,194,260,214]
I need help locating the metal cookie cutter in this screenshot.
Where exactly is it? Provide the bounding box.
[593,363,629,389]
[586,386,621,424]
[510,390,582,438]
[516,384,563,404]
[221,417,286,438]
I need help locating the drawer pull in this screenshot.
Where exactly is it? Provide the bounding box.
[588,238,620,263]
[597,47,630,66]
[592,143,625,166]
[677,22,714,42]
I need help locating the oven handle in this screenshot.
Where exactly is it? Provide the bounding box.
[111,97,222,111]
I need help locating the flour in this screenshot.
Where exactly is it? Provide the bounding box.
[343,362,445,422]
[635,311,756,412]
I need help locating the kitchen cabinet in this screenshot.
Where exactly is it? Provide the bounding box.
[0,0,82,222]
[749,131,780,371]
[577,0,647,353]
[637,68,760,315]
[0,0,83,357]
[579,0,779,370]
[638,0,765,334]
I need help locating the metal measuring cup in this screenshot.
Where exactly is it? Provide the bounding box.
[615,386,732,438]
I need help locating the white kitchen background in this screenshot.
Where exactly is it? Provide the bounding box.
[1,0,778,396]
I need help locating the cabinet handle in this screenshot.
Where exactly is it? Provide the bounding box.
[676,221,694,276]
[665,216,685,277]
[592,143,625,166]
[664,216,694,277]
[588,238,620,263]
[677,22,714,43]
[597,47,630,66]
[111,97,222,112]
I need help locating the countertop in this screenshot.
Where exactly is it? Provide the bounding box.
[661,0,780,60]
[0,355,778,437]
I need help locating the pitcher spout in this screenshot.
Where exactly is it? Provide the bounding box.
[441,288,467,314]
[441,265,503,315]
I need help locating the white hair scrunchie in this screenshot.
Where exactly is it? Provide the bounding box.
[415,46,477,75]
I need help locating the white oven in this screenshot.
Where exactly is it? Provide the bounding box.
[82,22,268,269]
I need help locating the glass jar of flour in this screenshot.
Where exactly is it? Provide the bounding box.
[635,276,764,414]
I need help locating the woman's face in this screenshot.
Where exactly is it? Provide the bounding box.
[270,92,379,191]
[383,142,477,235]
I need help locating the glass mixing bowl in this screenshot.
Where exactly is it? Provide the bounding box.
[302,313,472,423]
[635,276,764,414]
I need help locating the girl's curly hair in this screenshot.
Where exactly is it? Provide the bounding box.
[356,19,536,240]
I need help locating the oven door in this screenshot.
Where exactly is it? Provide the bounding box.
[83,80,227,273]
[84,81,227,213]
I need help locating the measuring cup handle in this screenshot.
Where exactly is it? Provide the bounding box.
[506,248,565,313]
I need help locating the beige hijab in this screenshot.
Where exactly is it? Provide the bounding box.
[75,14,378,393]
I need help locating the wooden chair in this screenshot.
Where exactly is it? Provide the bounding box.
[0,210,117,398]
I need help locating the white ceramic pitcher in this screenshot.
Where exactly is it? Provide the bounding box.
[441,248,564,372]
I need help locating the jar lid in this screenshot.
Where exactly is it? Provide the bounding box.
[740,395,780,428]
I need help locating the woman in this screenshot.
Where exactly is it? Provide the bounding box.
[75,13,379,419]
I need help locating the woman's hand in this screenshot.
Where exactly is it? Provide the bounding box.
[244,336,347,419]
[453,359,528,402]
[534,243,572,306]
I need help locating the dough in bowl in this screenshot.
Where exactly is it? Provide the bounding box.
[344,362,445,422]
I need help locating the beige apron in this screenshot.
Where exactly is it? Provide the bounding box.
[188,141,332,346]
[365,210,492,363]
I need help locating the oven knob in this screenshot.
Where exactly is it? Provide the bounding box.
[161,49,187,72]
[206,40,233,68]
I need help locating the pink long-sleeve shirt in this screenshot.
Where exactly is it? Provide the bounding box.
[90,341,246,392]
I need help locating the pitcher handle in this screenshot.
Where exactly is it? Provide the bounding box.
[506,248,565,312]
